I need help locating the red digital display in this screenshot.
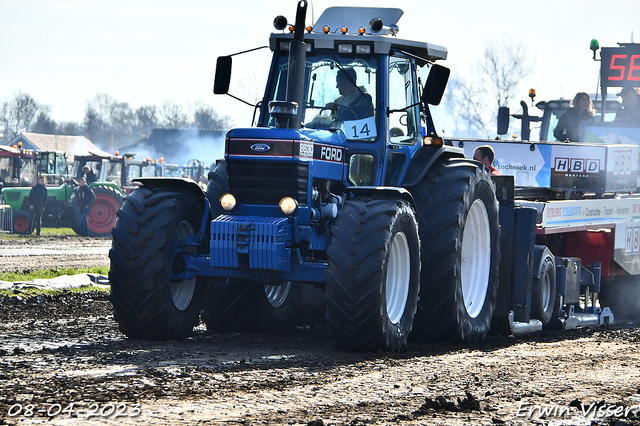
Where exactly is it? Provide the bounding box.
[600,45,640,87]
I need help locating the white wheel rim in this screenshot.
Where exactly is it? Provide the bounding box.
[170,219,197,311]
[461,199,491,319]
[386,231,411,325]
[264,282,292,309]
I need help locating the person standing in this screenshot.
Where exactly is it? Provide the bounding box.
[554,92,594,142]
[473,145,500,176]
[28,176,47,236]
[71,177,95,236]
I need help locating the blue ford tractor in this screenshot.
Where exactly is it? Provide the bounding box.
[109,2,500,351]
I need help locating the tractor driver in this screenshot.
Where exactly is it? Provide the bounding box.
[307,67,374,128]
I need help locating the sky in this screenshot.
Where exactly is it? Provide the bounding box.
[2,0,639,131]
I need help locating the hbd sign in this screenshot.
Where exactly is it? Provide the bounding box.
[554,157,600,174]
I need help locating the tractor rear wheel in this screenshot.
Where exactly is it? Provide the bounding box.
[87,185,123,236]
[409,158,500,343]
[109,187,206,340]
[325,197,421,351]
[12,210,30,234]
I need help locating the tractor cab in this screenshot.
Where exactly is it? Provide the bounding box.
[216,6,450,195]
[0,145,37,189]
[36,151,69,185]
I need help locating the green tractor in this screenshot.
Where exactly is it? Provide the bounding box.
[1,151,125,236]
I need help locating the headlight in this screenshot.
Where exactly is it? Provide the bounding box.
[219,193,237,211]
[279,197,298,215]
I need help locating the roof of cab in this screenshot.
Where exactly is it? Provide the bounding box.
[269,6,447,64]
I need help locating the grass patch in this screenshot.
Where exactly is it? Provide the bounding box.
[0,266,109,283]
[0,227,78,240]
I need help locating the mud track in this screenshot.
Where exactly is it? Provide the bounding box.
[1,236,640,425]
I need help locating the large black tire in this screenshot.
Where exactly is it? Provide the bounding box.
[325,197,421,351]
[531,255,559,326]
[87,185,123,237]
[109,187,206,340]
[409,158,500,343]
[600,276,640,321]
[201,280,302,332]
[12,210,30,234]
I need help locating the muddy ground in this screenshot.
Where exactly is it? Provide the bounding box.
[1,235,640,426]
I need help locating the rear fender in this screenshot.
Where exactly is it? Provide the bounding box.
[88,181,125,197]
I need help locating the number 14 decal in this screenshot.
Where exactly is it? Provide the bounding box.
[343,116,377,140]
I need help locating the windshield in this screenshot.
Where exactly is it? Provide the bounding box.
[263,52,378,142]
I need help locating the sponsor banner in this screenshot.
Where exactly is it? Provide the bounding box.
[458,139,637,192]
[541,198,640,228]
[459,140,550,187]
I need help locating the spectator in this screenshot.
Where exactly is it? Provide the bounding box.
[71,177,95,236]
[82,165,98,184]
[615,87,640,123]
[28,176,47,236]
[554,92,594,142]
[473,145,500,175]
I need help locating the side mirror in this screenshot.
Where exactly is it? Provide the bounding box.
[497,106,510,135]
[213,56,232,95]
[421,64,450,106]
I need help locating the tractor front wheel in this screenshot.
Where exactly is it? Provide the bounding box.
[325,197,421,351]
[109,187,206,340]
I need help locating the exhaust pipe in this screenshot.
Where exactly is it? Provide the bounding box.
[270,0,307,129]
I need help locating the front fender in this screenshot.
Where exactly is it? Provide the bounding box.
[132,177,211,228]
[402,145,465,187]
[345,186,415,208]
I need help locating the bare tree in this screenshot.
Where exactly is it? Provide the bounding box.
[84,92,136,149]
[1,92,43,142]
[192,102,231,131]
[446,37,535,138]
[57,121,83,136]
[31,110,57,135]
[134,105,159,139]
[160,101,188,128]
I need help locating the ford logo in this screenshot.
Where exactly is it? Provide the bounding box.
[251,143,271,153]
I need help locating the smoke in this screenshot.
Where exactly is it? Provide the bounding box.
[601,276,640,322]
[120,129,226,168]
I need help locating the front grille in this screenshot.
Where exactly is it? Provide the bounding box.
[227,160,308,206]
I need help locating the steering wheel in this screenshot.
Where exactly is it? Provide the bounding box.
[320,104,359,121]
